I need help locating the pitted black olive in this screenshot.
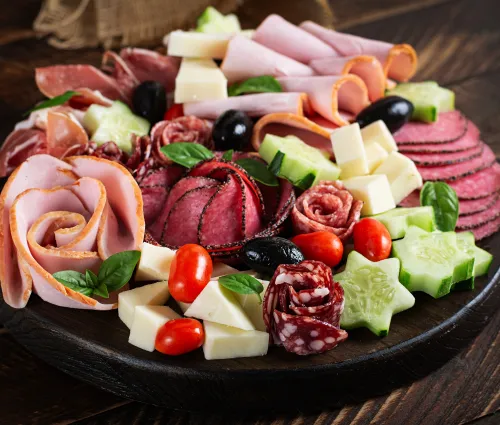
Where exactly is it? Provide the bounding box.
[132,81,167,124]
[356,96,413,133]
[213,110,253,151]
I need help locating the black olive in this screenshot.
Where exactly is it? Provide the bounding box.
[356,96,413,133]
[242,237,305,275]
[213,110,253,151]
[132,81,167,124]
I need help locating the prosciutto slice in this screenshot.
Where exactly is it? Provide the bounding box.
[0,129,47,177]
[221,35,315,84]
[300,21,417,82]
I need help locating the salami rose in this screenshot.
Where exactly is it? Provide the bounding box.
[291,181,363,241]
[263,260,347,355]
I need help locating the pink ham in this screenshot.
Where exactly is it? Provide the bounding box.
[277,75,370,126]
[252,15,336,63]
[183,93,311,119]
[221,35,315,84]
[46,111,89,158]
[300,21,417,82]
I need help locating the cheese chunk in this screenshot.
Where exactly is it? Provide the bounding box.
[185,281,255,330]
[128,306,180,352]
[234,280,269,332]
[135,243,176,282]
[203,321,269,360]
[331,123,369,178]
[364,141,389,173]
[342,174,396,216]
[361,120,398,153]
[177,301,191,313]
[168,31,231,59]
[373,152,424,204]
[174,58,227,104]
[118,281,170,329]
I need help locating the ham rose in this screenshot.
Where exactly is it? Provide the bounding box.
[291,180,363,241]
[0,154,145,309]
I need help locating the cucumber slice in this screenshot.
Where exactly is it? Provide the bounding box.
[371,206,436,239]
[259,134,340,188]
[196,7,241,33]
[392,226,474,298]
[335,251,415,336]
[386,81,455,123]
[456,231,493,277]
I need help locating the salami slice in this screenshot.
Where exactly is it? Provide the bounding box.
[404,144,483,166]
[448,163,500,199]
[466,215,500,240]
[456,197,500,230]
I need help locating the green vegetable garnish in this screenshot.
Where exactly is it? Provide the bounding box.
[228,76,282,97]
[219,273,265,303]
[235,158,278,187]
[420,181,459,231]
[25,91,79,116]
[161,143,214,168]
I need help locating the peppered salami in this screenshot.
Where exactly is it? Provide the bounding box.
[404,144,483,166]
[448,163,500,199]
[457,197,500,230]
[462,215,500,241]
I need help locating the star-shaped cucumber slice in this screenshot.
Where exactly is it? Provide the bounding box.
[335,251,415,337]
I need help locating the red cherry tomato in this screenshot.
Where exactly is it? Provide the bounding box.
[353,218,392,262]
[155,318,204,356]
[291,231,344,268]
[163,104,184,121]
[168,244,213,303]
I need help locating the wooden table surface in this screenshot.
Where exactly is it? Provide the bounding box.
[0,0,499,424]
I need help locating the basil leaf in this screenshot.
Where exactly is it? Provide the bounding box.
[93,283,110,299]
[53,270,94,296]
[268,150,285,176]
[228,76,282,97]
[86,270,99,289]
[98,251,141,292]
[420,182,459,231]
[294,172,316,190]
[235,158,279,187]
[25,91,79,116]
[222,149,234,161]
[219,273,265,303]
[161,143,214,168]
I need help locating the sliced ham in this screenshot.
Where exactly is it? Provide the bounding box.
[0,129,47,177]
[221,35,315,84]
[46,111,89,158]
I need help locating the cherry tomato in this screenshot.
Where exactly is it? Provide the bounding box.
[353,218,392,262]
[155,318,204,356]
[163,103,184,121]
[168,244,213,303]
[291,231,343,268]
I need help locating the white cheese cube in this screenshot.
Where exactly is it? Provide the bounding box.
[174,58,227,104]
[203,321,269,360]
[135,243,176,282]
[233,280,269,332]
[373,152,423,204]
[331,123,369,178]
[128,306,180,352]
[168,31,231,59]
[177,301,191,313]
[118,281,170,329]
[342,174,396,216]
[361,120,398,153]
[184,281,255,331]
[365,142,389,173]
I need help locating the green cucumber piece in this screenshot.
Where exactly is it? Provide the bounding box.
[456,231,493,277]
[392,226,474,298]
[335,251,415,337]
[386,81,455,123]
[196,7,241,33]
[371,206,436,239]
[259,134,340,188]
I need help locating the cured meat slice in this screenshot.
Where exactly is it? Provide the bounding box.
[404,144,483,166]
[46,111,89,158]
[68,88,114,108]
[465,216,500,240]
[277,75,370,126]
[252,15,336,63]
[448,164,500,199]
[221,35,315,84]
[309,55,386,101]
[456,197,500,230]
[300,21,417,81]
[0,129,47,177]
[183,93,311,119]
[102,51,140,103]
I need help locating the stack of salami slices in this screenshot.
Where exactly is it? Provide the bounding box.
[398,111,500,240]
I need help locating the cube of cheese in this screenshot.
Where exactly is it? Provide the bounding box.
[233,280,269,332]
[174,58,227,104]
[118,281,170,329]
[361,120,398,153]
[342,174,396,216]
[168,31,231,59]
[203,321,269,360]
[184,281,255,331]
[135,243,176,282]
[373,152,424,204]
[365,142,389,173]
[128,306,180,352]
[331,123,369,178]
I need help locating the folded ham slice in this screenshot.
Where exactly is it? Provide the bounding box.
[46,111,89,158]
[0,129,47,177]
[183,93,311,119]
[300,21,417,82]
[277,75,370,126]
[221,35,315,84]
[0,154,145,309]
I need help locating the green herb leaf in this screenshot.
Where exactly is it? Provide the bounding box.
[85,270,99,288]
[161,143,214,168]
[268,150,285,176]
[54,270,94,296]
[228,76,282,97]
[219,273,265,303]
[25,91,79,116]
[93,283,110,299]
[235,158,279,186]
[222,149,234,161]
[420,182,459,231]
[98,250,141,292]
[294,172,316,190]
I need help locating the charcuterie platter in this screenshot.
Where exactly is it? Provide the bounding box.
[0,8,499,412]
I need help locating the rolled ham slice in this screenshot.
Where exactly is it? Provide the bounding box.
[277,75,370,126]
[252,15,336,64]
[300,21,417,82]
[221,35,315,84]
[183,93,311,119]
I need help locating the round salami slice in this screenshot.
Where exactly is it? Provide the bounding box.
[457,197,500,230]
[404,144,483,166]
[448,163,500,199]
[465,215,500,241]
